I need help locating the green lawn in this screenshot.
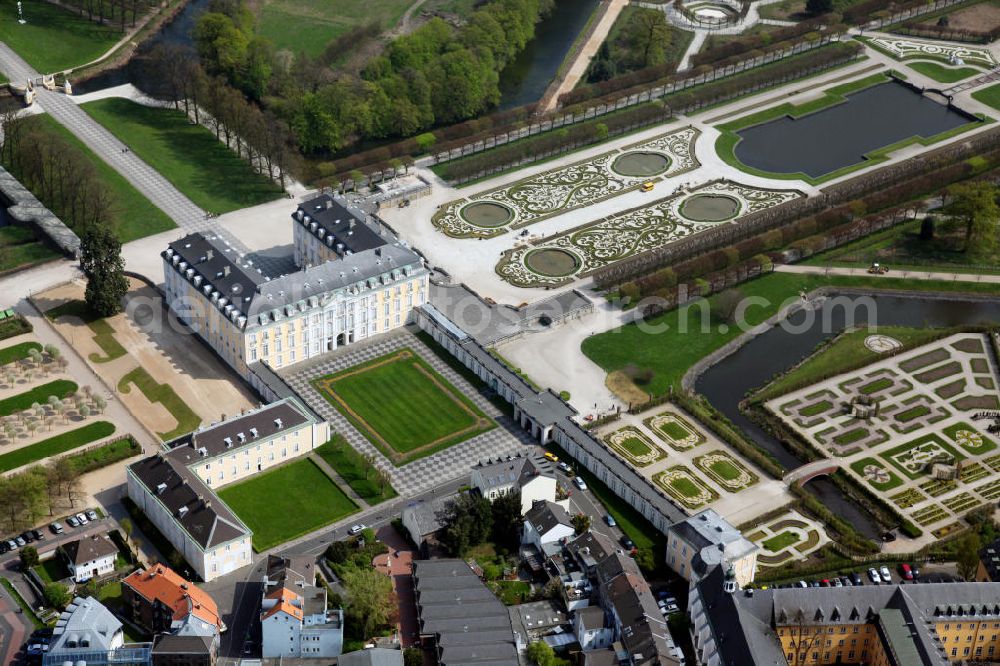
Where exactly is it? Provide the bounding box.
[973,82,1000,111]
[849,457,903,491]
[907,61,980,83]
[756,326,953,401]
[714,73,987,184]
[0,341,41,366]
[833,427,868,446]
[708,458,743,481]
[800,400,832,417]
[762,531,800,552]
[942,421,998,455]
[314,438,398,504]
[46,300,127,363]
[258,0,412,57]
[82,98,284,214]
[0,226,61,273]
[0,421,115,473]
[218,458,358,551]
[314,349,494,463]
[18,114,175,242]
[895,405,930,422]
[582,273,1000,399]
[658,420,690,441]
[65,436,140,474]
[670,476,704,498]
[0,379,78,417]
[117,367,200,440]
[619,434,653,457]
[0,0,120,73]
[859,378,892,395]
[488,580,532,606]
[34,557,70,584]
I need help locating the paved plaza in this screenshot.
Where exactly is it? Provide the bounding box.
[281,327,536,497]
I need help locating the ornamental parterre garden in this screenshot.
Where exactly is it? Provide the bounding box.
[597,405,761,513]
[767,333,1000,532]
[744,510,829,567]
[431,126,700,239]
[495,180,801,287]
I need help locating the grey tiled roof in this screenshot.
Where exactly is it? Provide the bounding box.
[402,496,450,538]
[293,193,389,256]
[50,597,122,654]
[473,452,553,491]
[525,501,572,536]
[62,534,118,566]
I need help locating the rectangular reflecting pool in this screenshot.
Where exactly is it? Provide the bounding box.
[733,81,977,179]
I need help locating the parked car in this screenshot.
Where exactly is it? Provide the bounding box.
[664,603,679,613]
[573,477,588,491]
[879,566,892,584]
[30,529,44,541]
[557,462,572,474]
[75,513,88,525]
[20,531,34,543]
[14,536,25,547]
[901,563,913,580]
[543,452,559,463]
[620,536,635,551]
[0,541,8,554]
[348,524,365,536]
[5,540,16,552]
[911,565,921,579]
[832,578,843,587]
[840,576,852,587]
[604,514,616,527]
[851,572,863,586]
[66,516,80,528]
[85,509,99,522]
[868,568,881,584]
[796,580,808,588]
[49,522,63,535]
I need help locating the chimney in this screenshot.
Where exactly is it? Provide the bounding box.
[206,249,214,260]
[223,265,231,277]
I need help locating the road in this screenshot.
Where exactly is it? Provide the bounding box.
[775,263,1000,284]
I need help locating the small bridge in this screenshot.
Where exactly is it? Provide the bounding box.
[783,459,842,487]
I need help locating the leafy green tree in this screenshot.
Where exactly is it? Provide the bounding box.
[326,541,351,564]
[806,0,833,14]
[441,493,492,556]
[19,545,39,569]
[490,491,523,551]
[571,513,591,535]
[711,287,745,325]
[948,182,998,255]
[341,568,395,637]
[79,226,128,318]
[956,532,982,581]
[194,12,249,79]
[403,647,423,666]
[527,640,556,666]
[44,582,72,609]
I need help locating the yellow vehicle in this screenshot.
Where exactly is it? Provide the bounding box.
[544,452,559,463]
[641,181,655,192]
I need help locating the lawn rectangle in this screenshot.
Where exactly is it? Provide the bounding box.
[762,531,800,552]
[0,341,41,366]
[218,458,358,550]
[313,349,494,464]
[82,98,284,214]
[0,421,116,473]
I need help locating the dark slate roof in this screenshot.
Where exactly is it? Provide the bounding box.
[164,232,423,332]
[401,496,450,539]
[516,389,577,426]
[980,537,1000,581]
[128,454,249,550]
[473,451,554,491]
[597,553,676,665]
[575,605,607,631]
[525,501,572,536]
[412,559,518,665]
[151,633,214,656]
[62,534,118,566]
[165,399,312,461]
[567,530,617,570]
[293,193,388,256]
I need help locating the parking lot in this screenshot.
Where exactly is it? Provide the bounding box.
[761,562,963,590]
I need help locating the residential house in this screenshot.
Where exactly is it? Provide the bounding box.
[43,596,152,666]
[61,534,118,583]
[688,564,1000,665]
[575,606,614,651]
[522,501,575,552]
[666,509,757,587]
[126,397,326,582]
[260,554,343,659]
[400,496,450,557]
[595,552,682,666]
[471,451,561,515]
[412,559,520,665]
[151,634,216,666]
[122,564,224,639]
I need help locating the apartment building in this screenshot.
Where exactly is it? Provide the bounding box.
[162,198,429,381]
[122,564,224,637]
[126,398,326,582]
[260,554,344,659]
[471,452,561,515]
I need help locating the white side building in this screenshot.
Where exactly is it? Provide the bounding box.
[522,501,575,552]
[261,555,343,659]
[61,535,118,583]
